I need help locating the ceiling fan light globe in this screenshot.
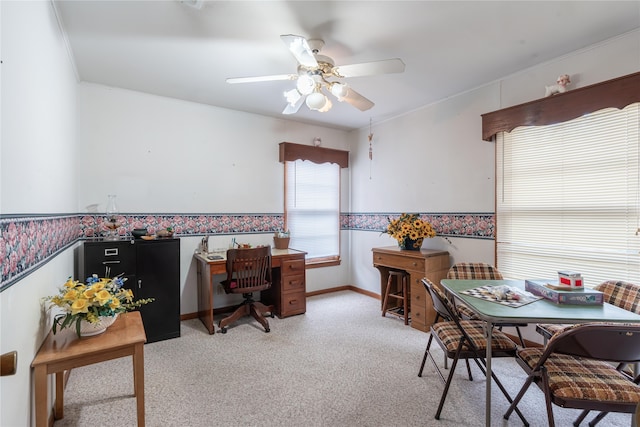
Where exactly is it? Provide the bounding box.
[296,75,315,95]
[306,92,328,111]
[331,83,349,100]
[318,97,332,113]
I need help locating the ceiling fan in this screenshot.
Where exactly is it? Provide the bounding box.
[226,35,405,115]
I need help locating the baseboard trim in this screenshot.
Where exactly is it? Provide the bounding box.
[306,285,379,300]
[180,286,379,321]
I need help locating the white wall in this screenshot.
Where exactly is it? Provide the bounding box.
[1,1,78,213]
[1,1,79,426]
[1,1,638,423]
[348,82,502,294]
[76,83,353,313]
[76,84,352,214]
[348,29,640,342]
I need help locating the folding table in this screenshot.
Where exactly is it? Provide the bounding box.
[440,279,640,427]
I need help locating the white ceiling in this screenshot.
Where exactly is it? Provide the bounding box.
[53,1,640,131]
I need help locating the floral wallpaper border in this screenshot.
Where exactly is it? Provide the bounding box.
[344,212,495,239]
[1,212,494,292]
[78,213,285,239]
[1,215,81,293]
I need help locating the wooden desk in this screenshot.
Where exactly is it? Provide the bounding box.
[195,248,307,334]
[372,246,450,332]
[31,311,147,427]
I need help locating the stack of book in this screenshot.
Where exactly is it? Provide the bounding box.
[524,279,603,305]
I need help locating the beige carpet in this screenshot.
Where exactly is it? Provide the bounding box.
[54,291,633,426]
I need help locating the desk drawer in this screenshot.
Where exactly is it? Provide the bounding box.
[373,253,425,273]
[410,279,427,330]
[82,241,136,278]
[281,292,306,317]
[282,259,305,275]
[282,274,305,293]
[424,256,451,273]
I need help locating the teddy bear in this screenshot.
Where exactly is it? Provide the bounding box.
[545,74,571,97]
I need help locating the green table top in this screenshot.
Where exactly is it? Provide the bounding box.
[440,279,640,324]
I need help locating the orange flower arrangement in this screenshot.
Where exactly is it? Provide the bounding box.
[384,213,436,249]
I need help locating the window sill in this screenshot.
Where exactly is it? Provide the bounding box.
[305,257,341,269]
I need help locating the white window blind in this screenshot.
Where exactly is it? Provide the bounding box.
[496,103,640,286]
[285,160,340,260]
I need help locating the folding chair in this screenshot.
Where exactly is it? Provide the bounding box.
[504,323,640,427]
[447,262,527,347]
[418,278,529,424]
[534,280,640,425]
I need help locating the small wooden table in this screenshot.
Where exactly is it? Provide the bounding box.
[31,311,147,427]
[372,246,450,332]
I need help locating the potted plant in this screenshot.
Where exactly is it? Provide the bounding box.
[383,213,436,250]
[45,274,153,337]
[274,230,290,249]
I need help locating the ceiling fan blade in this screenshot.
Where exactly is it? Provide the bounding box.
[334,58,405,78]
[282,95,305,115]
[340,88,374,111]
[280,34,318,68]
[226,74,296,84]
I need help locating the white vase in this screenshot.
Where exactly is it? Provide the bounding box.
[78,315,118,337]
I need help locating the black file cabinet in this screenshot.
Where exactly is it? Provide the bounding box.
[79,238,181,343]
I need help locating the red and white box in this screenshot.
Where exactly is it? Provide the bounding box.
[558,271,583,288]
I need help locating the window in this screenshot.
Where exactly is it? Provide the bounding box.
[496,103,640,285]
[279,142,348,266]
[285,160,340,263]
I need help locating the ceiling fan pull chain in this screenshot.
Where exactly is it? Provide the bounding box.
[368,118,374,180]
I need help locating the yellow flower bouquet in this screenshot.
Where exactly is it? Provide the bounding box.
[46,274,153,336]
[384,213,436,250]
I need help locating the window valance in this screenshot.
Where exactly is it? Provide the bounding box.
[279,142,349,168]
[481,71,640,141]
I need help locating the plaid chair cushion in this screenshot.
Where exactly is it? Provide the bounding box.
[595,280,640,314]
[446,263,504,280]
[431,283,451,306]
[456,303,479,320]
[429,282,460,318]
[518,347,640,404]
[536,323,571,339]
[432,320,517,353]
[447,263,503,320]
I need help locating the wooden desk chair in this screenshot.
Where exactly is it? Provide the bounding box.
[504,323,640,427]
[418,278,528,424]
[447,262,527,347]
[218,246,274,334]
